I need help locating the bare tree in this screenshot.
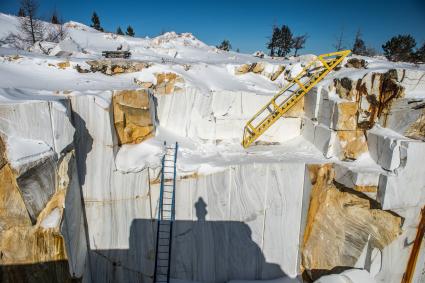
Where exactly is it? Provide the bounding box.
[293,34,308,56]
[333,29,345,51]
[46,14,67,43]
[18,0,44,46]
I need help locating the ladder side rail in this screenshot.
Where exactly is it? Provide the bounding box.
[166,222,173,283]
[158,143,166,221]
[153,219,161,283]
[166,142,178,283]
[154,142,167,283]
[171,142,178,221]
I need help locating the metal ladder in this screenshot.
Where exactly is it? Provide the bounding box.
[242,50,351,148]
[153,142,178,283]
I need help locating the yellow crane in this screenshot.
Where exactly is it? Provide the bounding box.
[242,50,351,148]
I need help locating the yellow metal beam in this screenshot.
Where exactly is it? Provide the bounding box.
[242,50,351,148]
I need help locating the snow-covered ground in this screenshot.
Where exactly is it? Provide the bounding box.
[2,11,424,174]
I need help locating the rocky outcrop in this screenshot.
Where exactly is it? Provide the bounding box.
[134,72,185,95]
[345,58,367,69]
[304,69,424,162]
[0,100,87,282]
[0,145,82,282]
[112,89,155,145]
[235,63,285,81]
[336,130,368,160]
[57,61,70,69]
[155,72,184,94]
[85,59,150,75]
[235,62,265,75]
[331,69,407,130]
[301,164,402,281]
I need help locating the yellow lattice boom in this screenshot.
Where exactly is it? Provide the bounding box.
[242,50,351,148]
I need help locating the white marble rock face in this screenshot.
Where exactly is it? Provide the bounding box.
[169,162,307,282]
[68,93,310,282]
[2,64,425,283]
[381,98,425,139]
[334,163,380,189]
[301,118,340,159]
[0,99,87,278]
[377,140,425,210]
[155,88,301,143]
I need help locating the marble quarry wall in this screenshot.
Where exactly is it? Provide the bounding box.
[154,86,302,144]
[301,68,425,283]
[0,68,424,283]
[68,89,308,282]
[0,99,87,282]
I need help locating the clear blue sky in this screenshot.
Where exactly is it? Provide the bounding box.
[1,0,424,54]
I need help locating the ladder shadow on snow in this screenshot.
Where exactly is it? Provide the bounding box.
[88,198,288,282]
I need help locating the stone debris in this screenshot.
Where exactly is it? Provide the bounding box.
[134,72,185,95]
[57,61,70,69]
[86,59,151,75]
[345,58,368,69]
[235,62,285,81]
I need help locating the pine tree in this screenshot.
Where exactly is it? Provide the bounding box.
[352,30,367,55]
[267,25,280,57]
[413,43,425,63]
[217,39,232,51]
[276,25,293,57]
[382,35,416,62]
[126,25,135,37]
[293,34,307,57]
[116,26,124,35]
[91,12,103,32]
[51,10,59,24]
[18,7,26,17]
